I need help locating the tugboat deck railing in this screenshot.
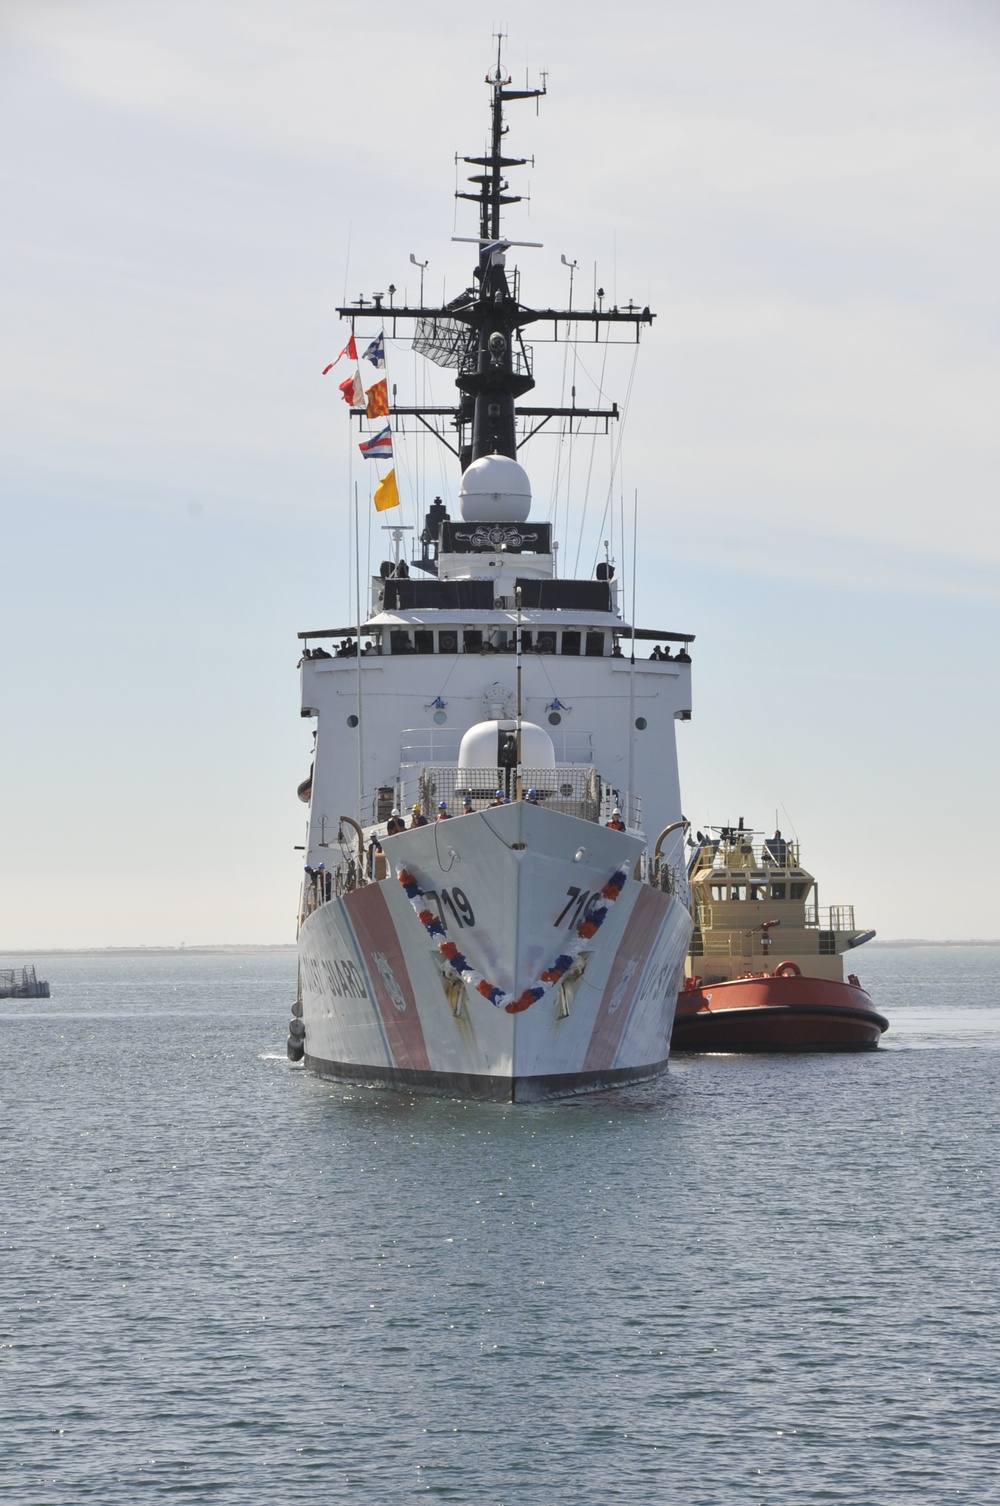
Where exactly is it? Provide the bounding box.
[692,902,857,938]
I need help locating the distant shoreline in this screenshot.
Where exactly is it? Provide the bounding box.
[2,939,999,958]
[0,945,297,958]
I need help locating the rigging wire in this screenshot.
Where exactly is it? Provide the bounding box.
[587,340,640,580]
[571,328,614,576]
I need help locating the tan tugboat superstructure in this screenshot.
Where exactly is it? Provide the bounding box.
[671,824,888,1052]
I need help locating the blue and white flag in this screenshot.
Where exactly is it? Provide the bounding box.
[358,424,392,460]
[362,331,386,368]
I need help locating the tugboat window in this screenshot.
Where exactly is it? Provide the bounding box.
[771,883,786,900]
[731,884,747,901]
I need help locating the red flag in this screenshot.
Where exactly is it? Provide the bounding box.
[339,372,363,407]
[366,378,390,418]
[323,335,358,373]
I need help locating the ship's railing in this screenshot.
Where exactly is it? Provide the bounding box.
[298,854,364,927]
[691,901,856,937]
[689,837,802,874]
[400,728,463,765]
[400,727,595,767]
[598,787,642,832]
[413,765,601,822]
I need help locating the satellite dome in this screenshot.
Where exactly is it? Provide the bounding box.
[458,719,556,770]
[459,454,531,523]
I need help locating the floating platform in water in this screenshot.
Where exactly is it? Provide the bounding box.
[0,966,51,999]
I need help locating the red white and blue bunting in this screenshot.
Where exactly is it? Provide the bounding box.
[397,864,628,1014]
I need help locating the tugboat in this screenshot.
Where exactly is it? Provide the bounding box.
[671,823,887,1052]
[288,47,695,1100]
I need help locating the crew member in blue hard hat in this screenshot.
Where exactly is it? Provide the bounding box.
[489,788,507,807]
[525,788,539,804]
[462,795,474,813]
[436,800,451,821]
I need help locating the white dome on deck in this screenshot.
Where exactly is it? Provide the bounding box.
[458,719,556,770]
[459,454,531,523]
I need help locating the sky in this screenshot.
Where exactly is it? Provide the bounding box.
[1,0,998,947]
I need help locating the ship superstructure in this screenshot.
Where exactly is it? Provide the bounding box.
[289,52,695,1099]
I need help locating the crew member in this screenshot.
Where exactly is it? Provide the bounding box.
[409,804,428,829]
[525,788,539,805]
[461,796,474,814]
[386,809,406,836]
[436,801,451,821]
[489,788,508,807]
[606,808,626,831]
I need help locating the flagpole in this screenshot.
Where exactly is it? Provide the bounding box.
[627,488,638,831]
[515,586,523,803]
[355,483,365,826]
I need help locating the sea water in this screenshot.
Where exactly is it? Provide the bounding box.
[2,945,998,1504]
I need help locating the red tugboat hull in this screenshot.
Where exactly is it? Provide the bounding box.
[672,968,888,1052]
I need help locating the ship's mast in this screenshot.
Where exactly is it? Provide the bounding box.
[453,45,544,461]
[336,45,654,476]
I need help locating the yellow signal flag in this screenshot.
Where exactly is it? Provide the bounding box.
[374,468,400,512]
[365,378,390,418]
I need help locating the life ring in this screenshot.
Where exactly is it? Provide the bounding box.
[683,974,701,993]
[773,960,801,978]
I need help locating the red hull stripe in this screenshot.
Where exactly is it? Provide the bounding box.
[584,885,665,1072]
[344,884,431,1072]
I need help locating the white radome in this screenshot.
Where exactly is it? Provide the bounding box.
[458,454,532,522]
[458,719,557,769]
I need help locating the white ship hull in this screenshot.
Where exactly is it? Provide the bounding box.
[298,805,691,1101]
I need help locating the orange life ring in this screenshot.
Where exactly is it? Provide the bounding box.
[683,974,701,993]
[773,960,801,978]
